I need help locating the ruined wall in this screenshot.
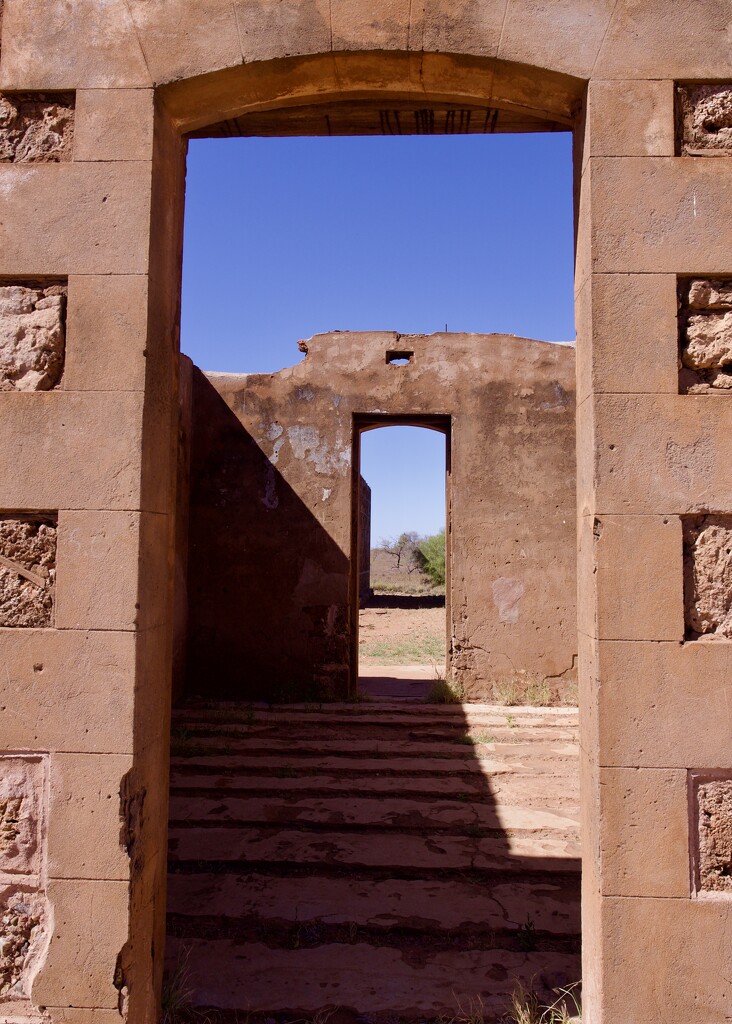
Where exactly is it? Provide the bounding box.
[184,332,576,700]
[358,475,371,607]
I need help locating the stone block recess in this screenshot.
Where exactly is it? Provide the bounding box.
[0,514,56,628]
[0,754,50,1015]
[683,515,732,640]
[0,92,74,162]
[690,772,732,895]
[678,277,732,393]
[0,281,66,392]
[677,83,732,156]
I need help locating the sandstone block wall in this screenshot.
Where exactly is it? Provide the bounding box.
[181,333,576,701]
[0,2,731,1020]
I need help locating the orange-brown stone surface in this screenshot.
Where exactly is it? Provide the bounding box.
[697,777,732,893]
[0,283,66,392]
[0,515,56,628]
[0,93,73,162]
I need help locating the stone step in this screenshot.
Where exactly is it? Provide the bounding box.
[164,937,580,1017]
[168,826,581,873]
[176,702,578,722]
[166,872,581,936]
[168,770,579,808]
[174,708,579,730]
[170,736,580,760]
[169,751,577,775]
[168,794,579,833]
[174,721,579,743]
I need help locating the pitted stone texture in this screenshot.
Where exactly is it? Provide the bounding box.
[0,758,43,877]
[0,889,47,999]
[678,84,732,155]
[696,778,732,893]
[683,516,732,639]
[0,516,56,628]
[0,93,74,162]
[679,279,732,393]
[0,284,66,392]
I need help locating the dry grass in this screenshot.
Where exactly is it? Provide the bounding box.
[426,676,465,704]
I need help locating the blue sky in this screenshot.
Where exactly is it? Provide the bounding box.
[181,132,575,540]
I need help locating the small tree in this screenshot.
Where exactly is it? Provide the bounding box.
[417,529,446,586]
[380,532,422,572]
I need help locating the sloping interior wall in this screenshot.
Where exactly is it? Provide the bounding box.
[180,331,576,701]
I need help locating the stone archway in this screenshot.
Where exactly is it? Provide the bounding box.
[1,4,731,1020]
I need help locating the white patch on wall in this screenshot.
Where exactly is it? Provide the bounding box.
[492,577,525,624]
[287,425,351,476]
[264,422,283,442]
[270,438,285,465]
[322,488,332,502]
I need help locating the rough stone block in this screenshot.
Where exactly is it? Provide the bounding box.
[679,278,732,393]
[0,515,56,628]
[0,757,44,879]
[0,93,73,163]
[678,83,732,156]
[0,282,66,392]
[683,515,732,640]
[0,887,49,1002]
[692,773,732,895]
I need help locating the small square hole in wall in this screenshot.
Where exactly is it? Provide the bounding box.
[678,277,732,393]
[0,92,75,163]
[0,513,57,628]
[690,771,732,896]
[386,350,414,365]
[682,514,732,639]
[676,83,732,156]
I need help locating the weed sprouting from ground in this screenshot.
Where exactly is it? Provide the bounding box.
[503,981,582,1024]
[427,676,464,704]
[160,948,195,1024]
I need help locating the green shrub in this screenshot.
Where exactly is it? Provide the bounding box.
[417,529,446,586]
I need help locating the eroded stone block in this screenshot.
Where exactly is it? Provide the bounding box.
[0,515,56,628]
[683,516,732,639]
[677,84,732,155]
[679,279,732,393]
[0,283,66,391]
[0,758,43,878]
[0,888,48,1000]
[0,93,74,163]
[694,775,732,894]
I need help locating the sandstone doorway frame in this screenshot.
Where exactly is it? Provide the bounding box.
[350,413,452,694]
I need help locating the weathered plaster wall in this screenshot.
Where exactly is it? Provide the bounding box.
[0,1,731,1020]
[183,332,576,700]
[358,475,371,607]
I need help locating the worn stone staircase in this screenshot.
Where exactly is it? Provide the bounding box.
[166,701,581,1023]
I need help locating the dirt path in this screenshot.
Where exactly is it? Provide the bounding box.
[359,603,446,666]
